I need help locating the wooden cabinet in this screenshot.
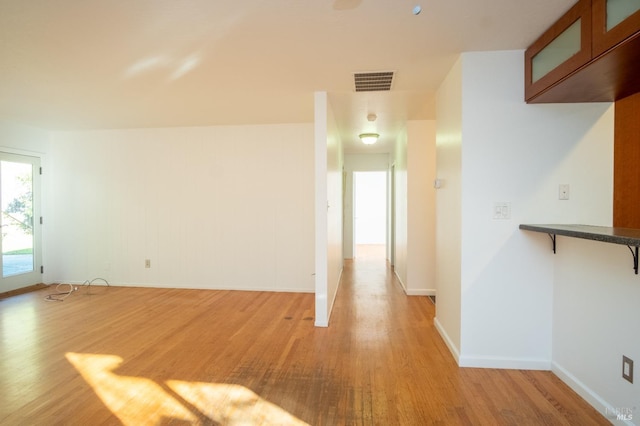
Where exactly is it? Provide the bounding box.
[613,92,640,228]
[525,0,592,102]
[593,0,640,55]
[525,0,640,103]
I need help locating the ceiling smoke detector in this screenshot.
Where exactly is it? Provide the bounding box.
[354,71,394,92]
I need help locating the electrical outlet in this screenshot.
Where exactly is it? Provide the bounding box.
[145,259,151,268]
[623,355,634,383]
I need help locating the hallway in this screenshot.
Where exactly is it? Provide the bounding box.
[327,244,607,424]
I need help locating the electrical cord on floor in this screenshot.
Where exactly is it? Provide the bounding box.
[44,283,75,302]
[44,277,110,302]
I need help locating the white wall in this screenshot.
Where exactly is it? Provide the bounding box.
[394,128,408,287]
[553,238,640,423]
[0,121,50,154]
[343,153,389,259]
[326,96,344,326]
[393,121,437,296]
[434,57,463,359]
[435,49,629,420]
[458,50,613,370]
[406,120,436,296]
[314,92,343,327]
[49,123,315,293]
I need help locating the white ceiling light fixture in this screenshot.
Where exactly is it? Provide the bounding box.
[359,133,379,145]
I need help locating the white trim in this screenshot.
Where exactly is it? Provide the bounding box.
[315,266,343,327]
[394,270,407,292]
[0,152,43,293]
[458,355,550,370]
[552,361,633,425]
[0,146,46,158]
[434,317,460,363]
[314,91,329,327]
[405,289,436,296]
[324,267,343,324]
[315,319,329,327]
[51,281,315,293]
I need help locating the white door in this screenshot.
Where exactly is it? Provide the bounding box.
[0,153,42,292]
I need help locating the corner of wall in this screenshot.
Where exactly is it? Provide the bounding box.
[434,56,463,355]
[551,361,619,423]
[434,317,461,364]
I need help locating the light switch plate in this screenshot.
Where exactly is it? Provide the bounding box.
[559,184,570,200]
[493,202,511,220]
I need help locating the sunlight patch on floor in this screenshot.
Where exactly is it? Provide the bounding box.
[66,352,309,425]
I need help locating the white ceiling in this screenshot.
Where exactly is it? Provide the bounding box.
[0,0,575,153]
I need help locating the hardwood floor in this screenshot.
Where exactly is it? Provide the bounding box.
[0,247,609,425]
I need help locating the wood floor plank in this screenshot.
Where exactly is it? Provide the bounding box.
[0,248,609,425]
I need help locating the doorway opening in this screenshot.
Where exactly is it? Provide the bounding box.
[353,171,387,261]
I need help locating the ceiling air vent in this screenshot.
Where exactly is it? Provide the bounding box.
[354,71,394,92]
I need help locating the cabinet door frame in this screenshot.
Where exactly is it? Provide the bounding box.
[525,0,592,101]
[592,0,640,56]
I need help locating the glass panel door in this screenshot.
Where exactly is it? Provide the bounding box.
[593,0,640,56]
[606,0,640,30]
[0,153,41,292]
[531,19,582,83]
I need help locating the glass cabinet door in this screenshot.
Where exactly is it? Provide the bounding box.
[593,0,640,55]
[606,0,640,29]
[525,0,592,101]
[531,19,583,84]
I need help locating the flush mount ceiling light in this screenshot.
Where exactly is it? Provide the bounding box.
[359,133,379,145]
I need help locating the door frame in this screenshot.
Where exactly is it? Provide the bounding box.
[0,151,42,293]
[343,168,393,261]
[389,163,395,266]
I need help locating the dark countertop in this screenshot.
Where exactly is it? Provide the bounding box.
[519,224,640,246]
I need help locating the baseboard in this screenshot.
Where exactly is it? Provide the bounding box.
[314,319,329,327]
[435,316,553,370]
[394,271,408,293]
[55,280,315,294]
[434,319,549,370]
[393,271,435,296]
[314,267,343,328]
[458,355,551,370]
[434,317,460,364]
[0,283,48,299]
[326,267,343,322]
[405,289,436,296]
[552,361,632,425]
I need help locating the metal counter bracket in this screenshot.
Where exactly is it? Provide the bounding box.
[520,224,640,276]
[545,234,637,274]
[627,245,639,275]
